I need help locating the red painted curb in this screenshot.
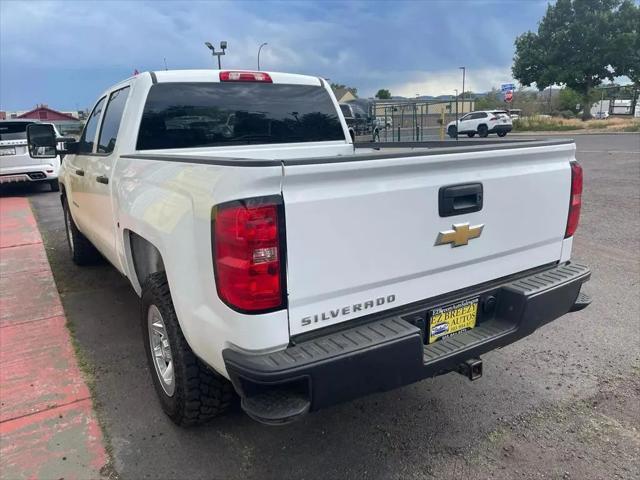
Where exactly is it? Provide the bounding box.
[0,197,109,479]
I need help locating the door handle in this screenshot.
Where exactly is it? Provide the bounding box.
[96,175,109,185]
[439,183,483,217]
[75,169,85,176]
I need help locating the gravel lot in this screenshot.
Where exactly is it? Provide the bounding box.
[5,133,639,480]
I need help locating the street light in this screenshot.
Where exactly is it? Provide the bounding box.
[257,42,268,70]
[459,66,466,113]
[205,41,227,69]
[454,88,459,141]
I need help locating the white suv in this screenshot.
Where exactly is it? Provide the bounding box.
[447,110,513,138]
[0,119,61,191]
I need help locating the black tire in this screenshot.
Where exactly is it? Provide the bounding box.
[62,198,101,265]
[141,272,235,426]
[478,124,489,138]
[49,179,60,192]
[467,132,476,138]
[447,126,457,138]
[497,131,507,137]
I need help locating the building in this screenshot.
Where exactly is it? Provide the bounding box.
[0,105,83,136]
[332,87,357,103]
[17,105,79,122]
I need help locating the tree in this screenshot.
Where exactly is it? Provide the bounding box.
[512,0,625,120]
[330,83,358,97]
[375,89,391,99]
[611,0,640,111]
[474,88,503,110]
[558,88,583,114]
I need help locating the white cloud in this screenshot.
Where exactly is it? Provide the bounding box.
[388,67,515,97]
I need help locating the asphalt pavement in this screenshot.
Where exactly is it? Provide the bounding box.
[7,133,639,480]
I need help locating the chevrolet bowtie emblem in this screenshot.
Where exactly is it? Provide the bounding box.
[435,222,484,247]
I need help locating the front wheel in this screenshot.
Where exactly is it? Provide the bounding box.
[478,124,489,138]
[497,131,507,137]
[141,272,235,426]
[447,126,457,138]
[62,198,101,265]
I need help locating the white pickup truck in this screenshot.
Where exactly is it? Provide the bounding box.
[27,69,591,426]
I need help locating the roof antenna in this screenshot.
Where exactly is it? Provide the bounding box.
[163,57,168,71]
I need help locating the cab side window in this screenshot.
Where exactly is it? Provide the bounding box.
[97,87,131,154]
[78,97,106,154]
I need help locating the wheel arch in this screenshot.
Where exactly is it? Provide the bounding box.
[125,230,166,296]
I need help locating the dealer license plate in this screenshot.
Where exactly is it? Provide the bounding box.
[428,298,478,343]
[0,147,16,156]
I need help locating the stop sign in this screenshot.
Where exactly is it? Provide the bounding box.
[505,90,513,102]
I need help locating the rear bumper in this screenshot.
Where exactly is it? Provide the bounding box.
[223,262,591,424]
[489,124,513,134]
[0,161,60,184]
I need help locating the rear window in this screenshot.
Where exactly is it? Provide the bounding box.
[137,82,345,150]
[0,122,33,141]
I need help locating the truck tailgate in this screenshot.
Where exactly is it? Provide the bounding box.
[282,142,574,336]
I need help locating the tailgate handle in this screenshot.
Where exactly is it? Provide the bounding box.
[439,183,483,217]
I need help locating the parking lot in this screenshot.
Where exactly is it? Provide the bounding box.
[3,133,639,479]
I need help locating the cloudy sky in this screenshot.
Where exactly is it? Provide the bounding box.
[0,0,550,111]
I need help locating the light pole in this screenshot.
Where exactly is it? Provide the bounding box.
[599,87,605,117]
[205,41,227,69]
[459,66,466,113]
[257,42,268,70]
[454,88,459,141]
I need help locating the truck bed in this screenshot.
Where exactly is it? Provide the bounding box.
[121,138,574,167]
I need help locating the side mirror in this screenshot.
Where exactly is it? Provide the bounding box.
[27,124,57,159]
[57,137,79,155]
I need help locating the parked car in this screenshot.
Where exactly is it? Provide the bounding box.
[375,116,392,129]
[340,102,379,141]
[507,109,522,120]
[593,111,610,119]
[0,119,61,191]
[447,110,513,138]
[27,69,590,426]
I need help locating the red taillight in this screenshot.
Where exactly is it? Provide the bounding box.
[219,71,273,83]
[565,161,583,238]
[489,116,497,121]
[213,198,284,312]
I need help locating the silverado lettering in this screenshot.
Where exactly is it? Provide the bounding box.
[301,295,397,326]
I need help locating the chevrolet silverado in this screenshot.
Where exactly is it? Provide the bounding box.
[26,69,591,426]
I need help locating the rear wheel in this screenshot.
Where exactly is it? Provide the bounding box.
[62,198,101,265]
[478,124,489,138]
[447,126,457,138]
[497,131,507,137]
[467,132,476,138]
[141,272,235,426]
[48,179,60,192]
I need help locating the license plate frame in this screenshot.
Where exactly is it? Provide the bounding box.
[428,297,479,344]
